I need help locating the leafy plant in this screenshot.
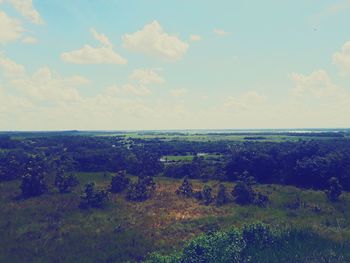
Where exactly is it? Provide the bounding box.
[80,182,109,209]
[176,176,193,197]
[325,177,342,202]
[216,184,228,206]
[110,170,130,193]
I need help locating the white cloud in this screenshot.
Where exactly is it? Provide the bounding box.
[61,29,127,65]
[10,66,89,103]
[190,35,202,42]
[0,54,26,77]
[333,41,350,74]
[90,28,113,48]
[22,36,37,44]
[4,0,44,24]
[0,11,23,44]
[213,28,230,37]
[122,20,189,61]
[61,45,127,65]
[128,69,164,85]
[222,91,266,111]
[291,70,343,98]
[170,88,188,97]
[312,0,350,23]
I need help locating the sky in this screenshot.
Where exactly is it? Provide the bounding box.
[0,0,350,131]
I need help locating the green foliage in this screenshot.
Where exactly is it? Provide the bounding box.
[80,182,109,209]
[176,176,193,197]
[242,222,277,248]
[232,181,255,205]
[20,173,47,198]
[325,177,342,202]
[144,252,181,263]
[126,176,156,202]
[216,184,228,206]
[55,171,79,193]
[202,184,213,205]
[233,171,269,206]
[254,192,270,207]
[20,157,48,198]
[110,170,130,193]
[182,227,245,263]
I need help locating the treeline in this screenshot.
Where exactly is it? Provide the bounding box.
[1,136,350,191]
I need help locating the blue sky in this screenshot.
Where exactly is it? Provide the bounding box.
[0,0,350,130]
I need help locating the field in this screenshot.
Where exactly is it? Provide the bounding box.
[1,173,350,262]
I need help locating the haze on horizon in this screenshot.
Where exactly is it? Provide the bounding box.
[1,0,350,131]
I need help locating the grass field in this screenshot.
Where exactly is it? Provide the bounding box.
[1,173,350,262]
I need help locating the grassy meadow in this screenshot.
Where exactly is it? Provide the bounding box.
[1,173,350,262]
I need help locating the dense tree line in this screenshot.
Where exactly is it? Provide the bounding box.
[1,135,350,191]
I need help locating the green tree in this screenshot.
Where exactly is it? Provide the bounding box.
[20,157,48,198]
[325,177,342,202]
[202,184,213,205]
[126,176,156,202]
[110,170,130,193]
[80,182,109,209]
[176,176,193,197]
[216,184,228,206]
[232,171,255,205]
[55,171,79,193]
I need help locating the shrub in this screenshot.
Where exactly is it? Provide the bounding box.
[55,171,79,193]
[202,184,213,205]
[110,170,130,193]
[176,176,193,197]
[242,222,277,248]
[216,184,228,206]
[80,182,109,209]
[193,190,203,200]
[20,158,48,198]
[232,181,255,205]
[144,252,181,263]
[325,177,342,202]
[182,227,245,263]
[20,173,47,198]
[253,192,270,207]
[126,176,156,202]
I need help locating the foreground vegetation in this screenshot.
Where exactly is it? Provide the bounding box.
[1,174,350,262]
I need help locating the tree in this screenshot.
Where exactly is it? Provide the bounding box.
[176,176,193,197]
[126,176,156,202]
[20,157,48,198]
[110,170,130,193]
[55,171,79,193]
[216,184,228,206]
[80,182,109,209]
[232,171,255,205]
[202,185,213,205]
[325,177,342,202]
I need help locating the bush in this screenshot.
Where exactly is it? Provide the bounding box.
[144,252,181,263]
[110,170,130,193]
[182,227,245,263]
[126,176,156,202]
[216,184,228,206]
[80,182,109,209]
[242,222,277,248]
[253,192,270,207]
[20,173,47,198]
[176,176,193,197]
[20,158,48,198]
[202,184,213,205]
[325,177,342,202]
[232,181,255,205]
[193,190,203,200]
[55,171,79,193]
